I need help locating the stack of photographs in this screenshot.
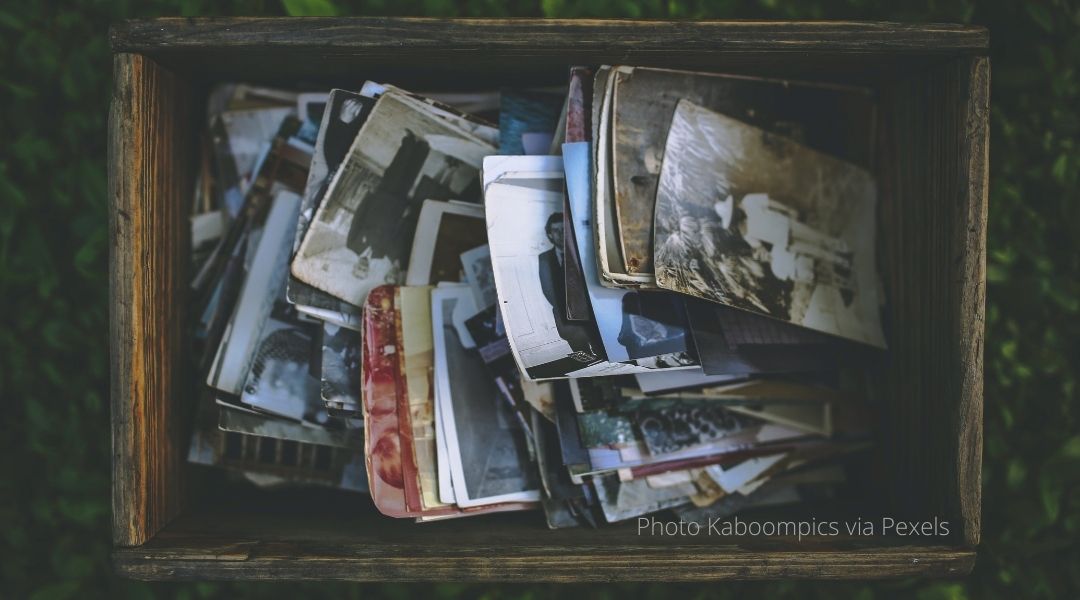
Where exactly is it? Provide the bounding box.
[184,66,889,528]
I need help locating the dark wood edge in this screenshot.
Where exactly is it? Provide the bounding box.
[110,17,988,55]
[114,543,976,581]
[954,55,989,547]
[109,51,142,547]
[109,52,192,547]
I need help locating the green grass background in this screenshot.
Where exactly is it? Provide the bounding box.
[1,0,1077,597]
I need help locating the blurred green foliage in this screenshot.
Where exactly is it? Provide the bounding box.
[1,0,1077,597]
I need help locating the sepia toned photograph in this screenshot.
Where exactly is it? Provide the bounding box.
[610,66,875,276]
[654,100,887,348]
[292,92,495,306]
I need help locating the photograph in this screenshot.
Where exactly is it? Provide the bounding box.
[360,285,412,517]
[238,306,324,425]
[207,191,301,397]
[497,88,563,155]
[653,100,887,348]
[592,66,656,288]
[632,403,756,455]
[610,66,876,275]
[459,244,497,309]
[633,369,746,394]
[404,200,487,286]
[287,88,376,312]
[432,285,541,508]
[485,176,612,380]
[591,473,695,522]
[563,141,697,365]
[396,285,446,512]
[291,91,495,306]
[217,402,358,450]
[320,322,362,416]
[219,105,294,200]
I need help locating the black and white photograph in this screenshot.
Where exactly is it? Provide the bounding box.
[432,286,540,508]
[404,200,486,285]
[238,304,325,425]
[591,474,696,522]
[294,91,330,145]
[653,99,887,348]
[617,292,692,359]
[484,175,608,379]
[217,402,358,450]
[286,89,376,311]
[207,191,301,396]
[219,105,294,200]
[486,159,671,380]
[320,322,362,416]
[291,91,495,306]
[459,244,496,309]
[633,368,746,394]
[633,404,755,455]
[564,141,696,366]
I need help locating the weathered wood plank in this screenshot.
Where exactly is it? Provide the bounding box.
[874,55,987,548]
[109,52,193,547]
[114,541,975,581]
[111,507,975,580]
[954,55,989,547]
[110,18,988,54]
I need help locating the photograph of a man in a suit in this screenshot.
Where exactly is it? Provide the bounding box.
[537,212,597,360]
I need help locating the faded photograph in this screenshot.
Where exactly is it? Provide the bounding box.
[537,212,598,360]
[486,182,604,379]
[609,66,875,275]
[291,92,494,306]
[287,89,375,310]
[404,201,486,286]
[240,301,326,425]
[320,322,362,415]
[634,404,754,455]
[654,100,886,348]
[460,244,496,309]
[433,288,539,506]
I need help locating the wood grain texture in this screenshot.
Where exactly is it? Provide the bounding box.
[106,19,988,88]
[111,511,975,581]
[110,18,988,54]
[109,52,194,547]
[114,545,975,581]
[954,55,989,547]
[875,55,987,548]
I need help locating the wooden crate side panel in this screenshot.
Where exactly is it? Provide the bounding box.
[876,57,986,547]
[109,18,988,54]
[113,542,975,582]
[109,52,193,546]
[106,19,988,86]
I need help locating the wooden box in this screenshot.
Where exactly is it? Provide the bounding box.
[108,18,988,581]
